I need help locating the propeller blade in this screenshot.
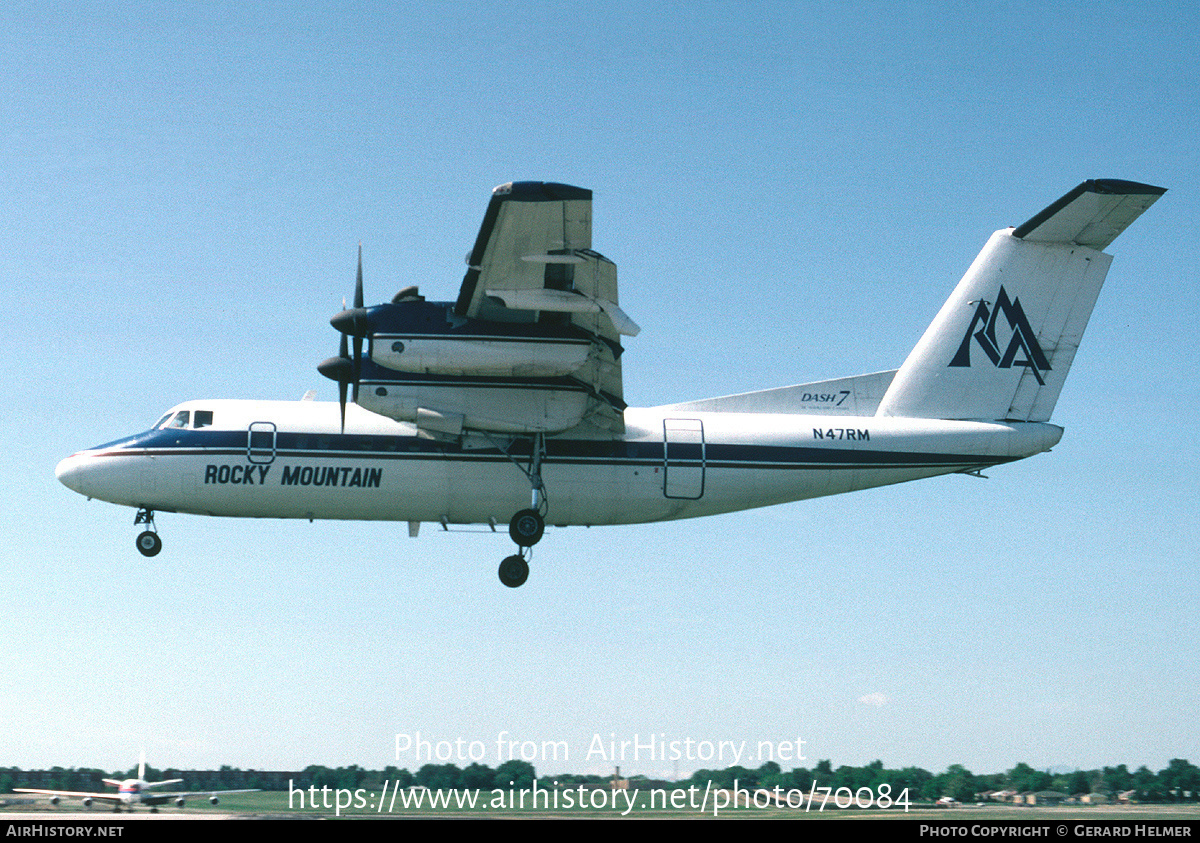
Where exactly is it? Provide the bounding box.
[330,249,370,338]
[317,333,352,432]
[318,247,369,433]
[352,246,364,402]
[355,244,364,309]
[338,331,349,432]
[338,380,347,432]
[352,335,362,403]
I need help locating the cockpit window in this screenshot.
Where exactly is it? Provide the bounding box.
[154,409,213,430]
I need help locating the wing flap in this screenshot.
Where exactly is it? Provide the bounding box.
[485,287,640,336]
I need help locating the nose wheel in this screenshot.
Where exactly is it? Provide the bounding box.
[135,508,162,557]
[498,554,530,588]
[508,508,545,546]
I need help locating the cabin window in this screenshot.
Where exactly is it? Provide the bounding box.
[194,410,214,428]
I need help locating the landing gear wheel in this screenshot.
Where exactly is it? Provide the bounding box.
[509,508,545,547]
[498,554,530,588]
[136,530,162,557]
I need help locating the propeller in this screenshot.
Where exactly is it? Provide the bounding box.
[318,246,370,431]
[317,330,353,431]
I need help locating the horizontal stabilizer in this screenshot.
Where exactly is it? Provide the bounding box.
[1013,179,1165,250]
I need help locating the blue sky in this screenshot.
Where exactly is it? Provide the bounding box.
[1,1,1197,780]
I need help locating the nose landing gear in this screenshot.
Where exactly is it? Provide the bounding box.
[498,554,530,588]
[508,508,545,547]
[134,508,162,557]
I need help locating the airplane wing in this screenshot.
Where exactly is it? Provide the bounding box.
[455,182,589,315]
[14,788,123,804]
[452,182,636,431]
[15,786,258,807]
[141,788,259,806]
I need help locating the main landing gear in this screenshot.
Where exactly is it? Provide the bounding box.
[498,507,544,589]
[497,435,548,588]
[135,507,162,557]
[498,508,541,589]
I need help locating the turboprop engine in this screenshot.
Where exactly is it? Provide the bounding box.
[319,251,626,436]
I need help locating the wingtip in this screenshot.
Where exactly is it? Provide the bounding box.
[1087,178,1167,197]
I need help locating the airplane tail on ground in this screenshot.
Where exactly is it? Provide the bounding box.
[876,179,1165,422]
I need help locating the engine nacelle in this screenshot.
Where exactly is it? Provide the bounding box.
[49,795,61,806]
[175,797,186,807]
[371,335,592,378]
[209,795,219,805]
[80,797,92,808]
[358,382,592,434]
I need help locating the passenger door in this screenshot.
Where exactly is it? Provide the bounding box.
[663,418,705,499]
[247,421,277,465]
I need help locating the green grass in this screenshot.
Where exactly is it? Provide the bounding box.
[7,789,1200,819]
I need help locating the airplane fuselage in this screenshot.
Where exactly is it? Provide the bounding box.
[56,398,1062,529]
[52,179,1164,586]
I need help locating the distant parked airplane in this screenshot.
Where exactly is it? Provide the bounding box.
[16,753,256,812]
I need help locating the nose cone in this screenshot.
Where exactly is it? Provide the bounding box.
[56,453,90,495]
[56,433,159,507]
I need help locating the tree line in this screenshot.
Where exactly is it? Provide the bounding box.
[4,758,1198,802]
[684,758,1200,803]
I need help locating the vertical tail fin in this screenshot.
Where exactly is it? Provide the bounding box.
[877,180,1165,421]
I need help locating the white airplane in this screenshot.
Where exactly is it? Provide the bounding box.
[55,179,1164,587]
[15,754,256,812]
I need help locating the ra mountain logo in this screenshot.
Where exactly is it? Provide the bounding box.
[949,286,1051,385]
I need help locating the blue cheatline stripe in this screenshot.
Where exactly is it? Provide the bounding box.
[92,435,1006,472]
[359,377,589,391]
[372,332,593,345]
